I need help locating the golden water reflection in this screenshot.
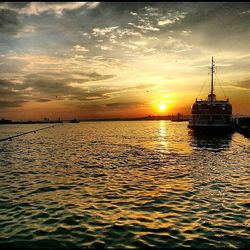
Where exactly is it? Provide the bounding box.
[158,120,169,153]
[158,121,192,154]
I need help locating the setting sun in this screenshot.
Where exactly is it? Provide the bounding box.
[159,103,167,112]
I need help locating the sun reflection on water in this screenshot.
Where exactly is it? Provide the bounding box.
[158,120,169,153]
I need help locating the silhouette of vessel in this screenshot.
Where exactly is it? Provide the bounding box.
[171,113,189,122]
[235,117,250,137]
[188,57,235,132]
[70,118,80,123]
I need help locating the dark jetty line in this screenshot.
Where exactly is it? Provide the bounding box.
[0,124,63,142]
[235,117,250,138]
[237,126,250,137]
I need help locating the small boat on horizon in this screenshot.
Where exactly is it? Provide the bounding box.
[70,118,80,123]
[171,113,189,122]
[188,57,235,132]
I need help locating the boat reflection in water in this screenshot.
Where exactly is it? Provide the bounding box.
[188,129,233,151]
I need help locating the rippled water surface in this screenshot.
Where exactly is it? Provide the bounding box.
[0,121,249,248]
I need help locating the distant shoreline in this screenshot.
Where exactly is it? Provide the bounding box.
[0,115,191,124]
[1,115,249,124]
[0,120,63,125]
[79,115,191,122]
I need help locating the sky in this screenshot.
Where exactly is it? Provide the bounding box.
[0,2,250,120]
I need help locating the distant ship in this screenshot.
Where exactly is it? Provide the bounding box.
[171,113,189,122]
[188,57,235,132]
[70,118,80,123]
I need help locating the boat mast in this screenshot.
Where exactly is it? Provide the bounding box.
[211,56,214,96]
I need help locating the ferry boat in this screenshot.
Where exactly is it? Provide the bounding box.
[188,57,235,132]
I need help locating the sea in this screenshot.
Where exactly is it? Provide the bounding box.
[0,121,249,248]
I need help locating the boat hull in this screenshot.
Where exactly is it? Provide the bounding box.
[188,123,235,133]
[236,126,250,137]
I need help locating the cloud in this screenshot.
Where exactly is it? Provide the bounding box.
[68,72,115,83]
[92,26,119,36]
[0,8,21,34]
[239,10,250,15]
[0,79,12,88]
[160,2,250,51]
[0,100,27,108]
[158,19,175,26]
[18,71,116,100]
[144,6,160,17]
[235,80,250,90]
[0,79,29,108]
[0,2,29,9]
[157,11,186,26]
[0,68,116,109]
[14,25,36,38]
[128,22,159,32]
[130,12,137,16]
[13,76,152,105]
[73,45,89,52]
[106,101,143,109]
[96,44,113,51]
[36,98,51,102]
[18,2,100,16]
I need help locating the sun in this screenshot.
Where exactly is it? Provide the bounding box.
[158,103,167,112]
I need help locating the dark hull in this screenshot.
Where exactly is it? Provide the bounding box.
[188,124,235,134]
[236,126,250,137]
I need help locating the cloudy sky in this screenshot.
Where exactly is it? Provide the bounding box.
[1,2,250,120]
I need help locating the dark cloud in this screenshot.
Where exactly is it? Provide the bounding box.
[0,8,21,34]
[4,2,30,9]
[0,76,112,108]
[0,80,28,98]
[21,77,84,100]
[0,72,157,109]
[64,72,116,83]
[0,79,29,108]
[36,98,51,102]
[0,68,117,109]
[0,100,27,108]
[23,71,115,84]
[0,58,27,74]
[160,2,250,50]
[0,79,12,88]
[116,84,155,93]
[106,101,143,109]
[235,80,250,90]
[15,73,116,102]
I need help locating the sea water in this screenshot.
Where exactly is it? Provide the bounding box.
[0,121,249,248]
